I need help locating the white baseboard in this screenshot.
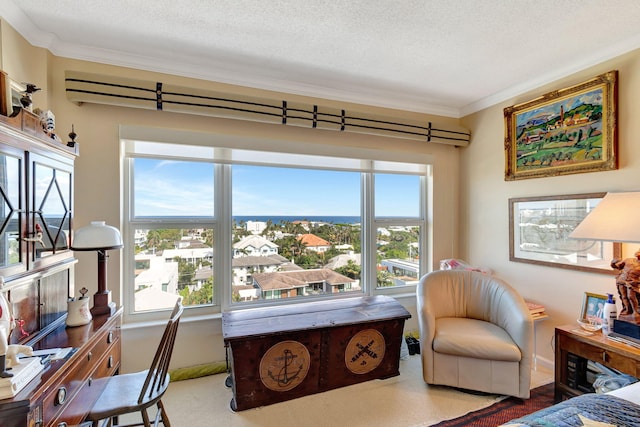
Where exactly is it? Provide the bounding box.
[534,354,554,372]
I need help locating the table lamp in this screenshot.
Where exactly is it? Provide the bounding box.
[569,191,640,340]
[71,221,123,316]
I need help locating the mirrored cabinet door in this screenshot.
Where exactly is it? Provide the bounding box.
[29,152,73,267]
[0,145,26,277]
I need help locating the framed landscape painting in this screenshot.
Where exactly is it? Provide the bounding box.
[509,192,621,274]
[504,71,618,181]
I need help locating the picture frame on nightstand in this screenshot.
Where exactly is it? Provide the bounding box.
[580,292,607,322]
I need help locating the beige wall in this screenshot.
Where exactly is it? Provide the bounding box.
[460,48,640,366]
[1,19,462,371]
[0,21,48,105]
[11,17,637,374]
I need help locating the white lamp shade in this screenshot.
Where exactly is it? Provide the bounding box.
[72,221,123,250]
[569,192,640,243]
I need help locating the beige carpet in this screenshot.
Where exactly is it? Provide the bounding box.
[148,356,553,427]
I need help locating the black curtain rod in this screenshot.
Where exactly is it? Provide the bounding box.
[65,76,470,145]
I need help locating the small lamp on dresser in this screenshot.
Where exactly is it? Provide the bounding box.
[570,191,640,339]
[71,221,123,317]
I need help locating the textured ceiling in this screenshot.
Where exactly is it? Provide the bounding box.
[2,0,640,117]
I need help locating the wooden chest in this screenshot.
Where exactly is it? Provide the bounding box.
[222,295,411,411]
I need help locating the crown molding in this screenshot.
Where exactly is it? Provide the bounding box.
[5,0,640,120]
[1,1,460,118]
[53,41,462,118]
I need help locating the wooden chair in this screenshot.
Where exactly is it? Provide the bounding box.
[86,299,184,427]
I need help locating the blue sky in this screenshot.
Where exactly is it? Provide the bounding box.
[134,159,420,217]
[516,88,603,126]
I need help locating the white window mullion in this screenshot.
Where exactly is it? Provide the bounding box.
[216,163,233,310]
[362,172,374,296]
[122,154,136,320]
[422,173,433,277]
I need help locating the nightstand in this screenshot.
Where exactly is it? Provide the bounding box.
[554,325,640,402]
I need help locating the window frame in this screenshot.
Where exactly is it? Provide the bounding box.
[121,126,432,323]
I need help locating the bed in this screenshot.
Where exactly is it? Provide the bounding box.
[502,382,640,427]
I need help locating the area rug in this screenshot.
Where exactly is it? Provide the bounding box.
[431,383,555,427]
[157,355,513,427]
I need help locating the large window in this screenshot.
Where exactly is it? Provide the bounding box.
[123,136,430,320]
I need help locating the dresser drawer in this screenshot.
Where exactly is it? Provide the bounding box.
[48,342,121,427]
[92,337,121,379]
[86,326,120,365]
[41,330,121,423]
[41,366,88,423]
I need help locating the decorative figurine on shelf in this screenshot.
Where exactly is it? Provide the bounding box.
[22,223,44,247]
[33,108,61,142]
[67,124,77,148]
[15,318,29,339]
[19,83,41,112]
[611,250,640,324]
[6,344,33,368]
[0,277,16,378]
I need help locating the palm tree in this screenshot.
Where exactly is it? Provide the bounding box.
[201,229,214,246]
[291,237,307,260]
[335,260,360,279]
[145,229,162,252]
[261,219,277,240]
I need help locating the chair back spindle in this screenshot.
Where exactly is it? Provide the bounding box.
[139,300,183,403]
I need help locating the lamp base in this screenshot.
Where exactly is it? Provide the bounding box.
[91,290,116,317]
[611,319,640,344]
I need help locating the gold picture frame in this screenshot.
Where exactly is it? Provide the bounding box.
[580,292,607,323]
[509,192,621,274]
[504,70,618,181]
[0,71,26,117]
[0,71,10,116]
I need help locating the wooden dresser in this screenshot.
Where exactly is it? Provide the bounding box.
[0,309,122,427]
[0,91,122,425]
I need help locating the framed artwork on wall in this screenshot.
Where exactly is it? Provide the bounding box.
[9,80,26,112]
[504,70,618,181]
[0,71,10,116]
[0,71,26,117]
[509,192,620,274]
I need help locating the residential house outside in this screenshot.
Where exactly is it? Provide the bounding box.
[252,269,358,299]
[297,233,332,253]
[380,258,419,287]
[231,254,296,287]
[233,235,279,257]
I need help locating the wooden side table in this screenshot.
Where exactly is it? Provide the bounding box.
[554,325,640,402]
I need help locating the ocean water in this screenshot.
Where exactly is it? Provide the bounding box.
[233,215,360,225]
